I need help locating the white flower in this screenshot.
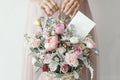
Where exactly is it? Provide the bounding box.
[32,57,37,65]
[70,37,79,44]
[51,30,55,35]
[30,37,40,48]
[57,47,66,54]
[84,38,95,48]
[49,61,58,71]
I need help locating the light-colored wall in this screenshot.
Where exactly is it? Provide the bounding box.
[0,0,120,80]
[88,0,120,80]
[0,0,28,80]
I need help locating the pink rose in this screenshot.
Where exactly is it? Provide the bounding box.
[55,23,65,34]
[65,53,79,67]
[73,45,82,56]
[60,64,69,73]
[84,38,96,48]
[30,38,40,48]
[45,36,59,51]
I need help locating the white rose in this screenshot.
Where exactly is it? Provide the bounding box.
[57,47,66,54]
[70,37,79,44]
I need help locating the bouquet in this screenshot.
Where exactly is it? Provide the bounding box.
[24,14,99,80]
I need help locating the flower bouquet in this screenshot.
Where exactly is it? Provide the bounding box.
[25,14,99,80]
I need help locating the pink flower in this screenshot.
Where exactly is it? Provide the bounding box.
[39,55,45,60]
[45,36,59,51]
[73,45,82,56]
[60,64,69,73]
[33,27,42,37]
[84,38,96,48]
[42,64,49,72]
[30,38,40,48]
[55,23,65,34]
[65,53,79,67]
[43,54,52,64]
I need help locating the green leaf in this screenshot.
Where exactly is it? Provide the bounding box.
[92,48,99,55]
[34,48,40,53]
[35,68,42,79]
[30,47,40,53]
[34,62,42,67]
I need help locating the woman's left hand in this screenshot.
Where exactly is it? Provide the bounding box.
[61,0,83,17]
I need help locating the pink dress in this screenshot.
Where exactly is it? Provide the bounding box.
[22,0,97,80]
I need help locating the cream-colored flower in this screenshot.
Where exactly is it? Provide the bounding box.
[70,37,79,44]
[57,47,66,54]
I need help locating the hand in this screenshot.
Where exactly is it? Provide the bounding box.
[61,0,83,17]
[35,0,59,17]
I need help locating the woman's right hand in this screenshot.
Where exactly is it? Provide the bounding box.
[36,0,59,17]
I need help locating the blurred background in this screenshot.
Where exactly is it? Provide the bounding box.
[0,0,120,80]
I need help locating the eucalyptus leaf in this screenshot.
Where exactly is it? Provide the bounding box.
[34,62,42,67]
[34,48,40,53]
[92,48,99,55]
[35,68,42,80]
[73,71,79,79]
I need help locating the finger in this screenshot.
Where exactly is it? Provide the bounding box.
[49,0,57,6]
[41,7,48,17]
[46,0,59,12]
[44,0,55,13]
[61,0,69,12]
[66,1,78,15]
[63,0,75,14]
[49,0,59,10]
[71,5,80,18]
[42,4,52,16]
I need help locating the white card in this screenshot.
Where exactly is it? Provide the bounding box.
[68,11,96,40]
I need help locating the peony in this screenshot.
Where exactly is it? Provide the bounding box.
[30,38,40,48]
[43,54,52,64]
[55,23,65,34]
[45,36,59,51]
[42,64,49,72]
[60,64,69,73]
[65,53,79,67]
[73,45,82,56]
[84,38,96,48]
[70,37,79,44]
